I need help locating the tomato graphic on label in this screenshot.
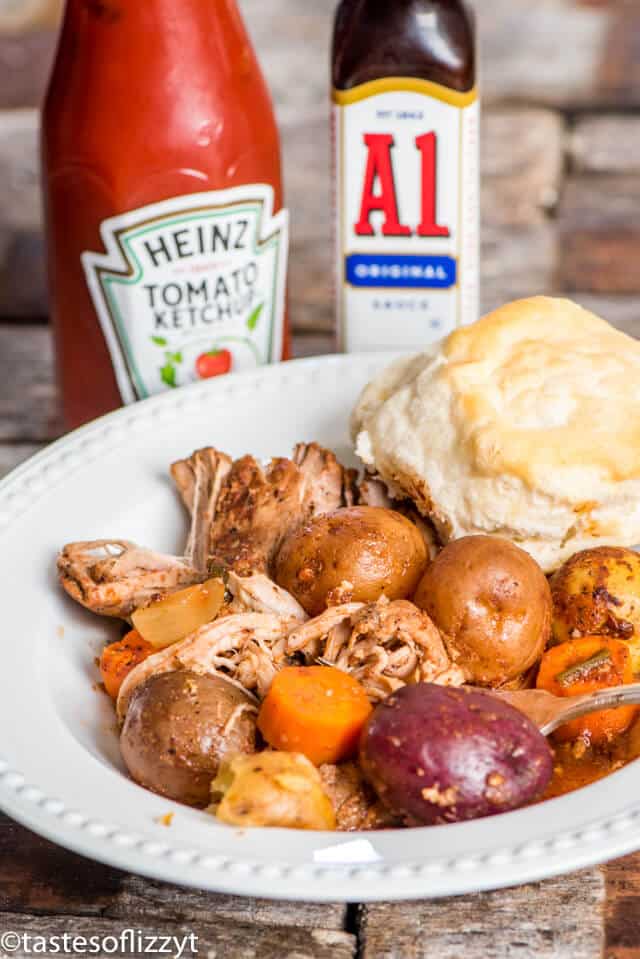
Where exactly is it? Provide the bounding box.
[195,348,233,379]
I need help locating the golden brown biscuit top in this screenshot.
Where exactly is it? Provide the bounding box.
[441,297,640,487]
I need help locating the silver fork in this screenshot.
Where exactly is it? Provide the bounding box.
[497,683,640,736]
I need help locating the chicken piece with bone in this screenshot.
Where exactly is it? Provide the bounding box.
[292,441,359,513]
[57,540,201,619]
[287,598,464,702]
[60,441,338,622]
[116,612,289,721]
[170,442,356,577]
[170,447,231,574]
[208,455,307,575]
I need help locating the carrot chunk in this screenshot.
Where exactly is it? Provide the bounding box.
[258,665,373,766]
[536,636,637,744]
[100,629,155,700]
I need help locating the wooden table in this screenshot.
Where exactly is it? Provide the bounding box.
[0,328,638,959]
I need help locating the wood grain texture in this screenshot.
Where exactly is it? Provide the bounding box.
[106,877,347,931]
[0,30,56,109]
[569,293,640,338]
[478,0,611,108]
[0,443,40,478]
[0,324,61,441]
[0,912,355,959]
[359,869,605,959]
[0,815,123,918]
[0,110,39,233]
[571,115,640,176]
[481,224,556,314]
[0,109,47,317]
[597,2,640,109]
[0,814,347,931]
[0,0,62,33]
[282,112,333,333]
[245,0,640,115]
[605,851,640,959]
[482,109,564,226]
[557,176,640,293]
[239,0,331,129]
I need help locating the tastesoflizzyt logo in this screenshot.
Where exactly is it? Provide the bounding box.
[0,929,199,956]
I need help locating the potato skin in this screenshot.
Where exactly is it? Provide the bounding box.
[120,670,257,807]
[275,506,428,616]
[360,684,553,825]
[413,535,551,686]
[551,547,640,673]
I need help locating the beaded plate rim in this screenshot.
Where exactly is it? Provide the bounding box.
[1,354,639,901]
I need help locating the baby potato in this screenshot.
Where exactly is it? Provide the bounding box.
[413,535,551,687]
[120,671,257,807]
[211,751,336,830]
[274,506,428,616]
[551,547,640,673]
[360,684,553,826]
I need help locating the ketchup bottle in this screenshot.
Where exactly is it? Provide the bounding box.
[42,0,289,429]
[332,0,478,353]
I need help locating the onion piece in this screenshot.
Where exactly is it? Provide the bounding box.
[132,577,225,649]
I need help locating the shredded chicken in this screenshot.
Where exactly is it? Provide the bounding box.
[358,475,393,509]
[117,612,288,720]
[170,448,232,573]
[226,571,308,624]
[293,442,358,515]
[287,603,365,661]
[170,442,356,578]
[57,540,201,619]
[341,600,465,699]
[319,762,400,830]
[288,598,464,702]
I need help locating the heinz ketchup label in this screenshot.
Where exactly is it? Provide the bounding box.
[333,78,479,352]
[82,185,288,402]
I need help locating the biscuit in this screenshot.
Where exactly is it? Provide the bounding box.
[351,296,640,571]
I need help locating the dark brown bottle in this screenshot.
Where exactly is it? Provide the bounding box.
[332,0,478,353]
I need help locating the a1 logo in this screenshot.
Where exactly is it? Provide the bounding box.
[354,131,450,239]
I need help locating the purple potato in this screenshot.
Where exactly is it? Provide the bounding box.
[359,684,553,826]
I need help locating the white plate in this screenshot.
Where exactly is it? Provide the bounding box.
[1,353,640,902]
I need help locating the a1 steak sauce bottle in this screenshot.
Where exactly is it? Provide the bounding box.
[332,0,478,352]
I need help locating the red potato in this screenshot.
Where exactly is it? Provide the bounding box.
[413,535,552,687]
[360,684,553,826]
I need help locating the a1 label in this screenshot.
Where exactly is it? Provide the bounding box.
[334,78,479,352]
[82,184,289,403]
